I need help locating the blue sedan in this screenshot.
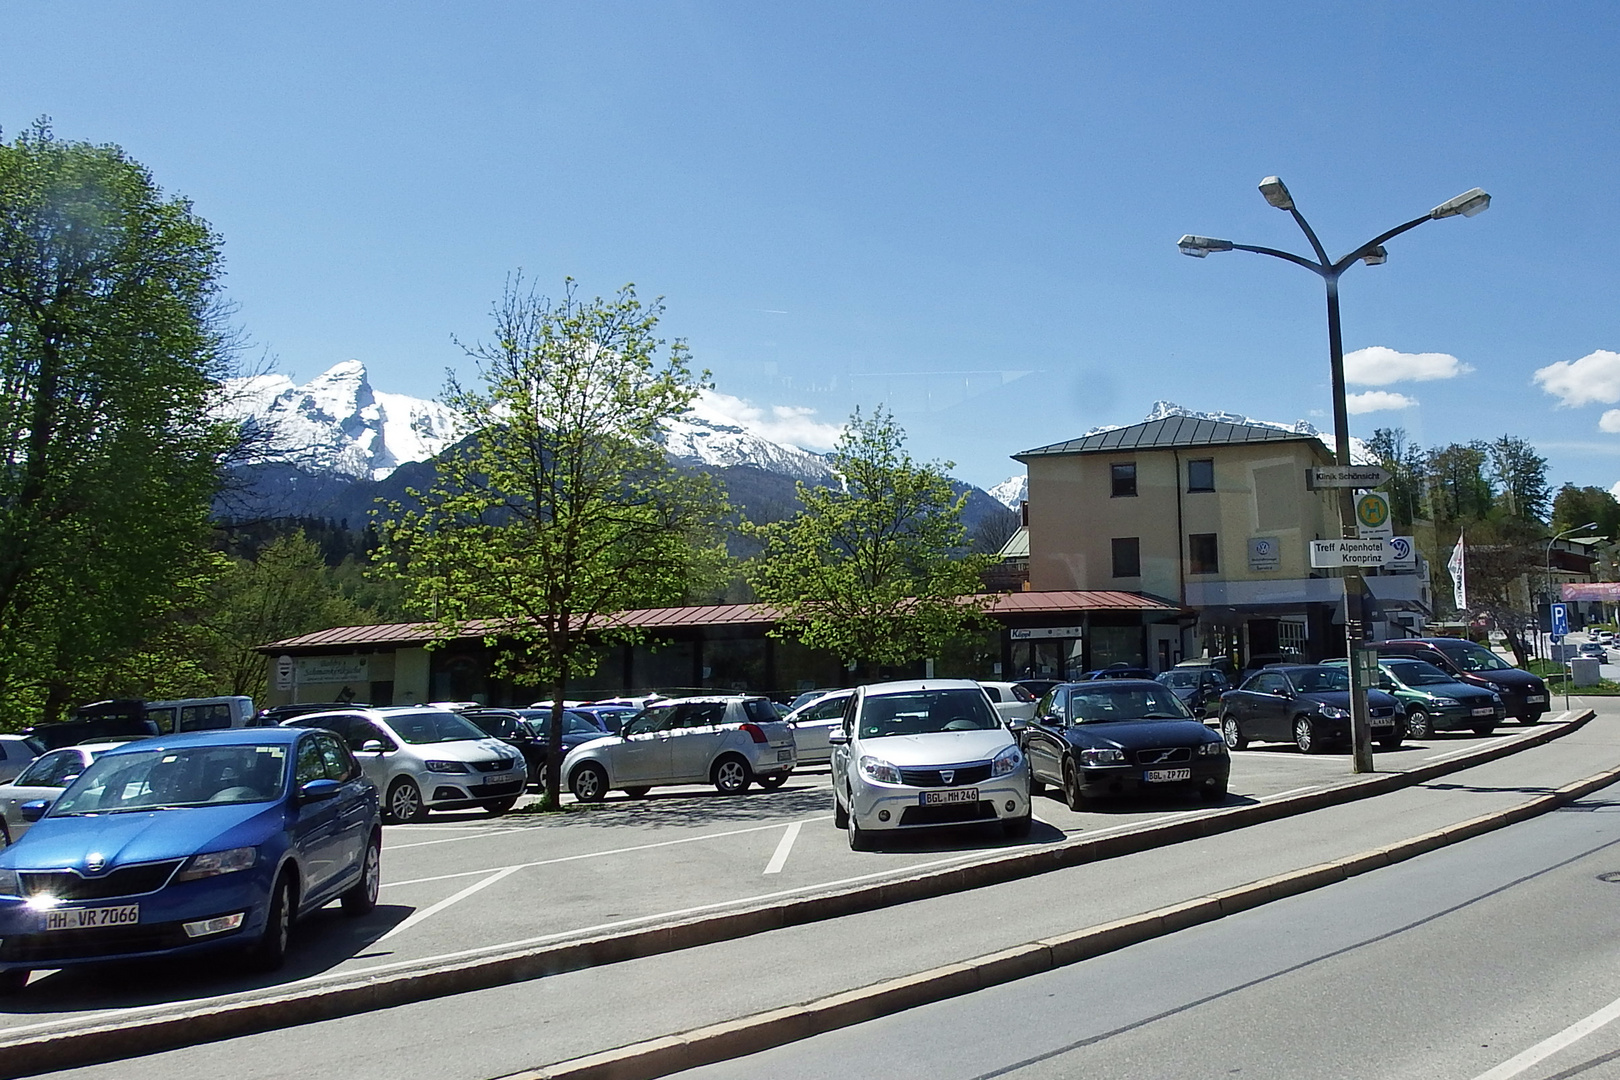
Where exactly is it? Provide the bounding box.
[0,728,381,992]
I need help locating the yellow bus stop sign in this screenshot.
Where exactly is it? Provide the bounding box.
[1355,491,1392,537]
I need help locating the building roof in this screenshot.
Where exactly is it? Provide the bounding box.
[1015,416,1328,460]
[996,525,1029,560]
[260,591,1183,654]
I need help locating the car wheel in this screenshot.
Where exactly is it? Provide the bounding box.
[247,871,295,972]
[1293,716,1318,755]
[1378,734,1404,751]
[1062,759,1088,812]
[1472,723,1496,736]
[1221,714,1247,751]
[1003,812,1033,838]
[756,772,789,791]
[712,755,752,795]
[341,832,381,917]
[833,791,849,829]
[1520,712,1543,726]
[0,968,29,995]
[1404,707,1432,739]
[622,786,651,800]
[1028,774,1045,797]
[847,808,871,851]
[481,797,519,815]
[570,763,608,803]
[385,779,427,824]
[1200,782,1228,802]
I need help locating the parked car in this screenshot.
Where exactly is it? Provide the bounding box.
[283,706,527,822]
[23,701,158,750]
[461,707,609,782]
[1578,642,1609,663]
[1218,665,1403,753]
[1174,656,1238,682]
[1023,679,1228,808]
[1323,658,1504,738]
[0,728,381,992]
[829,679,1031,850]
[1372,638,1549,724]
[1081,665,1157,681]
[0,736,45,786]
[0,743,128,848]
[145,696,258,733]
[562,696,795,801]
[1597,630,1615,644]
[565,704,641,734]
[254,702,371,726]
[1013,679,1064,700]
[977,681,1039,723]
[1155,668,1229,718]
[787,688,842,713]
[781,689,854,766]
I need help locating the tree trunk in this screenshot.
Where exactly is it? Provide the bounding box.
[1503,627,1531,669]
[545,650,570,810]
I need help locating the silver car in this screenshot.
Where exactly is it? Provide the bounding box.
[781,689,854,766]
[0,742,124,847]
[284,707,526,823]
[830,679,1032,850]
[0,735,44,785]
[562,696,796,801]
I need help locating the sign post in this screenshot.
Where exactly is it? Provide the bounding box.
[1306,465,1392,489]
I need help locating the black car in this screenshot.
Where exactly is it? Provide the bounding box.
[1081,665,1157,681]
[1373,638,1549,724]
[462,708,609,783]
[1155,668,1230,717]
[1023,679,1229,809]
[254,702,372,726]
[1218,665,1403,754]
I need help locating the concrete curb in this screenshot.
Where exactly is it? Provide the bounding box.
[511,755,1620,1080]
[0,710,1595,1079]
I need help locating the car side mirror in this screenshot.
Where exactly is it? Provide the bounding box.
[360,740,387,754]
[298,778,342,804]
[827,731,849,746]
[1005,718,1027,733]
[20,799,52,822]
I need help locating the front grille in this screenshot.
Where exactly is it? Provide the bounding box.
[1370,706,1395,718]
[898,801,997,826]
[0,920,194,963]
[1133,746,1191,766]
[897,763,992,788]
[469,779,524,798]
[19,860,184,902]
[473,758,516,773]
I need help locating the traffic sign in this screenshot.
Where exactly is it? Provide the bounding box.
[1355,491,1393,539]
[1307,465,1391,489]
[274,654,295,691]
[1385,535,1417,570]
[1551,602,1569,637]
[1310,539,1394,567]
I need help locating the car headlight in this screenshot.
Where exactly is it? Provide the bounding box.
[1319,705,1350,720]
[1429,697,1460,707]
[1196,741,1227,757]
[1079,747,1127,766]
[991,745,1024,776]
[0,868,18,897]
[426,760,470,773]
[175,847,258,883]
[858,756,901,784]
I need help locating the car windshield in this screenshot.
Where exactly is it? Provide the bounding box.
[1387,661,1456,687]
[856,689,1000,738]
[1433,641,1513,672]
[51,743,289,814]
[1160,672,1198,688]
[381,710,489,744]
[1069,685,1192,722]
[1291,668,1350,693]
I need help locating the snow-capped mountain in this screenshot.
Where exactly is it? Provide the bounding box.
[661,394,836,483]
[222,361,460,481]
[986,400,1377,506]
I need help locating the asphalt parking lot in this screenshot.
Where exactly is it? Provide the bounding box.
[0,720,1564,1037]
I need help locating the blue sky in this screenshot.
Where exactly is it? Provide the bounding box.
[4,2,1619,492]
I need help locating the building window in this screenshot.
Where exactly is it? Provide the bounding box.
[1187,458,1214,492]
[1111,463,1137,497]
[1189,533,1219,574]
[1112,537,1141,578]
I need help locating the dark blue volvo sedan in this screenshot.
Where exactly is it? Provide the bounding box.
[0,727,380,992]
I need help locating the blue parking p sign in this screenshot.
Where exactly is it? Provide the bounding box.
[1551,602,1570,636]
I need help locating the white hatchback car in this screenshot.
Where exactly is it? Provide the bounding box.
[830,679,1031,850]
[562,696,796,800]
[977,681,1038,724]
[781,689,854,766]
[284,707,527,822]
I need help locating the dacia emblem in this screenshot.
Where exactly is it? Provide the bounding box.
[940,770,955,785]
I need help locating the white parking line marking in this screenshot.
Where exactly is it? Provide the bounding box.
[1424,733,1518,762]
[762,821,802,875]
[383,816,836,889]
[1470,991,1620,1080]
[388,828,529,851]
[374,865,523,944]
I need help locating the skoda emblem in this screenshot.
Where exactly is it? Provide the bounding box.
[86,852,105,873]
[940,770,955,785]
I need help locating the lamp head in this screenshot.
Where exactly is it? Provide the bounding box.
[1178,235,1234,258]
[1360,245,1388,266]
[1257,176,1295,211]
[1431,187,1491,219]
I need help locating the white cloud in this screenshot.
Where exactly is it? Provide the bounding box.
[1600,410,1620,434]
[691,389,844,450]
[1344,346,1472,386]
[1534,350,1620,408]
[1611,480,1620,502]
[1346,390,1418,414]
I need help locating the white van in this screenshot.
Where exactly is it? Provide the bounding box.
[145,696,257,734]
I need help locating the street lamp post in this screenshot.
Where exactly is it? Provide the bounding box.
[1546,522,1598,656]
[1180,179,1490,773]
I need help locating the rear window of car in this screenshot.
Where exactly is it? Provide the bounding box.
[744,699,780,724]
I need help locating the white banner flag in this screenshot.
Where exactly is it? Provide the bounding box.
[1447,531,1467,611]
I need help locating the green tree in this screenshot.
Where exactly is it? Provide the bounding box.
[744,407,993,680]
[1366,427,1428,529]
[1489,435,1550,522]
[1550,484,1620,539]
[0,120,233,724]
[377,279,728,807]
[1426,441,1494,524]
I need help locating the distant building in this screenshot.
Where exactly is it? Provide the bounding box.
[1014,414,1429,673]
